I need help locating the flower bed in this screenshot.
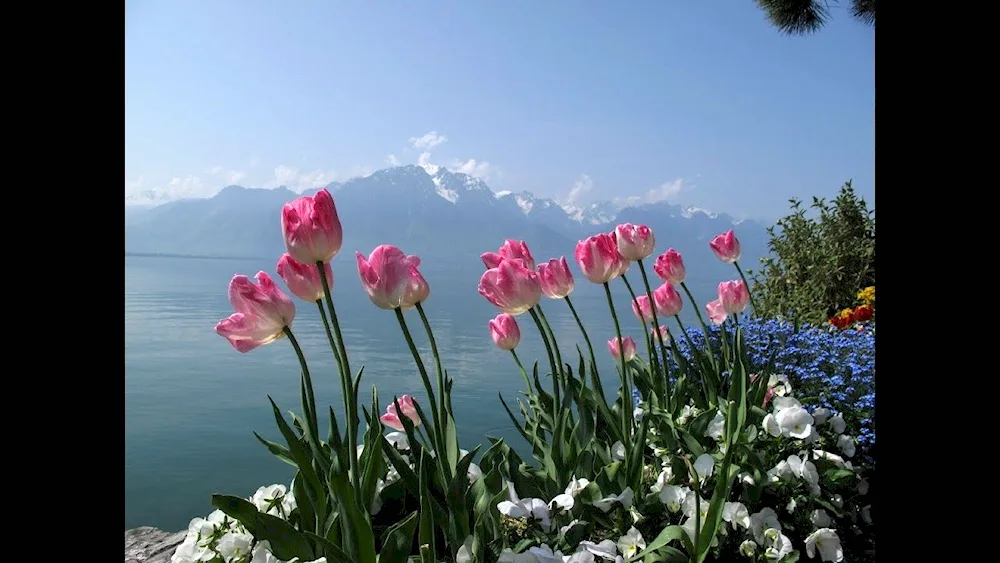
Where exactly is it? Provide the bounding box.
[168,189,874,563]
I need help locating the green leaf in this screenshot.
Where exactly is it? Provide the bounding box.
[378,511,420,563]
[445,412,460,473]
[304,531,354,563]
[267,397,325,529]
[326,452,377,563]
[631,525,689,561]
[253,432,296,467]
[417,450,437,563]
[211,494,315,561]
[781,550,801,563]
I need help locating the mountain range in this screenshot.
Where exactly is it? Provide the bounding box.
[124,165,771,280]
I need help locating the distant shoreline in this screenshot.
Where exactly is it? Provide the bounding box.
[124,251,269,262]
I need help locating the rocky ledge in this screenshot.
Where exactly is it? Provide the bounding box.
[125,527,186,563]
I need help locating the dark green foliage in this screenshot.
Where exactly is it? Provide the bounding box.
[754,0,876,35]
[750,181,875,325]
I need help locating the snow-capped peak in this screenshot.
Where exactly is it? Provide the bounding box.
[682,206,717,219]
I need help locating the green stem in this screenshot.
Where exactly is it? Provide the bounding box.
[680,281,712,336]
[282,326,319,441]
[415,303,447,445]
[529,307,561,415]
[565,295,596,393]
[734,261,759,317]
[603,282,631,442]
[637,260,673,409]
[511,349,532,394]
[621,274,656,377]
[535,303,565,381]
[316,301,344,372]
[393,308,447,473]
[315,262,360,494]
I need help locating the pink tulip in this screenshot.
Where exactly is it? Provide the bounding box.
[380,395,421,431]
[653,282,684,317]
[356,245,420,310]
[706,299,727,326]
[709,229,742,264]
[607,336,637,362]
[614,223,656,261]
[537,257,575,299]
[632,295,655,323]
[651,325,671,346]
[608,231,632,277]
[653,249,686,285]
[281,189,344,264]
[575,233,624,284]
[718,280,750,314]
[482,239,536,270]
[478,258,542,315]
[276,253,333,303]
[400,258,430,310]
[489,313,521,351]
[215,272,296,353]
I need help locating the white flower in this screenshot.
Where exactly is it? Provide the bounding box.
[384,431,409,450]
[805,528,844,562]
[763,528,793,560]
[617,527,646,559]
[762,413,781,437]
[739,540,758,557]
[565,476,591,497]
[831,494,844,508]
[739,472,755,486]
[593,487,634,512]
[786,498,797,513]
[611,441,626,461]
[723,501,750,529]
[771,396,801,412]
[767,374,792,396]
[810,508,832,527]
[170,537,214,563]
[706,411,726,441]
[803,425,821,443]
[681,510,719,548]
[676,405,698,425]
[527,544,564,563]
[812,407,831,426]
[249,541,282,563]
[829,414,847,434]
[775,406,814,439]
[564,551,597,563]
[836,435,856,458]
[468,462,483,483]
[456,536,474,563]
[858,478,869,495]
[694,453,715,482]
[497,498,553,531]
[629,505,645,525]
[786,455,820,496]
[749,508,782,544]
[682,492,711,520]
[650,466,674,493]
[633,406,645,423]
[560,519,585,537]
[216,530,254,561]
[550,493,574,512]
[251,484,294,518]
[302,559,328,563]
[371,478,386,515]
[577,539,619,560]
[659,485,688,513]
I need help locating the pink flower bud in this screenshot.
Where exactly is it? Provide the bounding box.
[489,313,521,351]
[632,295,655,323]
[651,325,671,346]
[653,282,684,317]
[478,258,542,315]
[653,249,686,285]
[614,223,656,261]
[575,233,625,284]
[706,299,727,326]
[607,336,637,362]
[482,239,536,270]
[215,272,296,353]
[276,253,333,303]
[356,245,420,310]
[400,257,430,310]
[280,189,344,264]
[709,229,742,263]
[718,280,750,314]
[380,395,421,431]
[537,257,575,299]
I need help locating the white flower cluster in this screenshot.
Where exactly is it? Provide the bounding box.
[170,484,324,563]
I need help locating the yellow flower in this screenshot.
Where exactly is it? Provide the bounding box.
[857,286,875,307]
[838,308,855,319]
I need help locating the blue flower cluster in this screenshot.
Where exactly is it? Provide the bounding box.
[633,317,876,447]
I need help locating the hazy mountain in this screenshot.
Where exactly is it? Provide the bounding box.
[124,165,771,279]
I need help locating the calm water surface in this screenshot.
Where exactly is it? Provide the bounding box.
[124,254,717,530]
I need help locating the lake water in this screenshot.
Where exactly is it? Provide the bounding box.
[124,253,720,531]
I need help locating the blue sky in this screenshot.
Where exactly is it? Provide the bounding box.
[125,0,874,220]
